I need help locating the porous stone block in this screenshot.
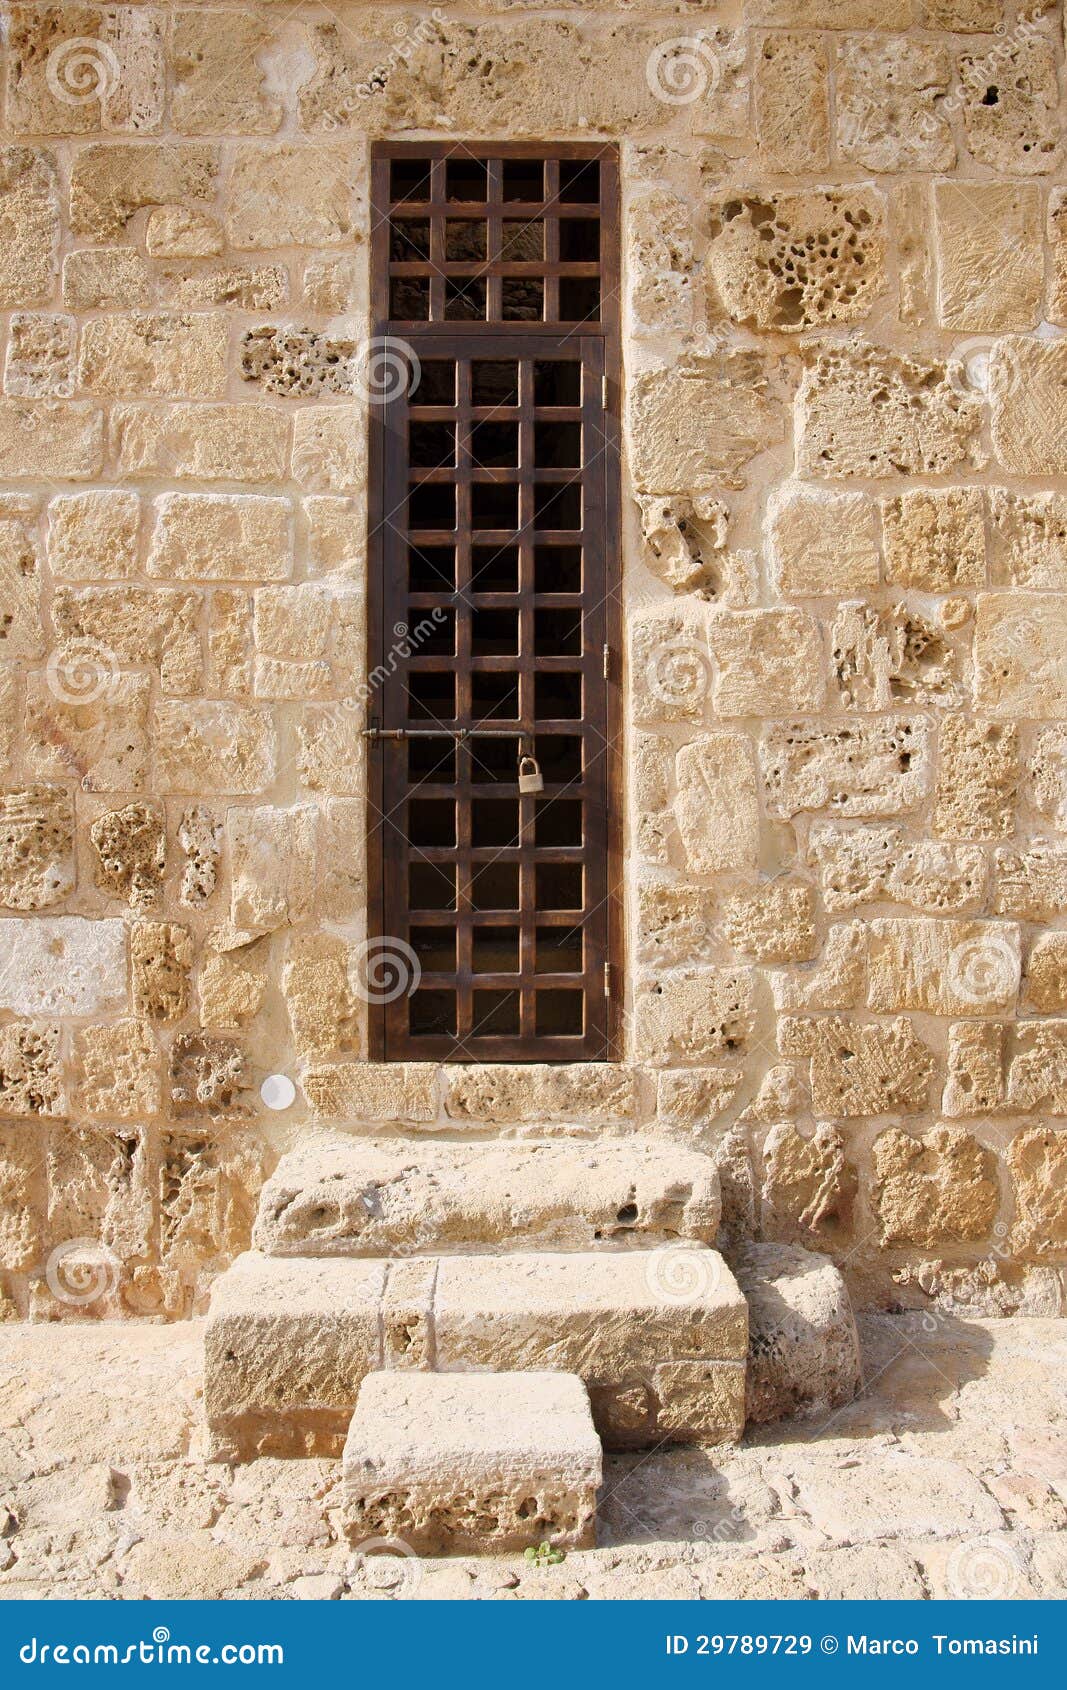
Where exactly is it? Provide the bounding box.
[760,717,930,819]
[935,716,1017,841]
[74,1018,160,1119]
[1008,1129,1067,1258]
[443,1063,637,1127]
[342,1371,600,1554]
[708,609,824,715]
[89,802,165,908]
[0,1019,64,1118]
[0,916,125,1016]
[0,147,59,307]
[0,785,74,911]
[836,37,954,172]
[990,490,1067,591]
[754,31,829,172]
[760,1123,855,1242]
[253,1138,720,1258]
[959,35,1061,175]
[204,1254,388,1459]
[797,345,983,480]
[780,1015,935,1117]
[881,487,985,591]
[870,1125,999,1247]
[633,968,755,1065]
[722,883,817,962]
[974,592,1067,719]
[131,921,192,1022]
[48,490,140,580]
[709,189,884,332]
[733,1242,861,1424]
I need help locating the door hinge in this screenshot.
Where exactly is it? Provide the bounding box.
[602,643,611,681]
[602,373,609,409]
[603,960,612,997]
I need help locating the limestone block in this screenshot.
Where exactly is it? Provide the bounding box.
[228,146,356,249]
[745,2,911,24]
[303,1063,437,1125]
[994,844,1067,921]
[159,1128,262,1282]
[990,339,1067,475]
[305,496,364,581]
[145,206,223,260]
[708,609,824,716]
[959,35,1061,175]
[628,190,696,336]
[291,407,367,493]
[867,918,1020,1016]
[204,1254,388,1459]
[5,312,75,396]
[242,328,358,399]
[633,734,672,813]
[303,254,361,314]
[733,1242,861,1424]
[893,180,932,327]
[48,490,140,580]
[0,147,59,306]
[1050,190,1067,327]
[809,823,985,914]
[26,675,138,782]
[0,400,104,480]
[342,1371,600,1554]
[0,915,125,1016]
[282,932,358,1059]
[934,182,1041,332]
[633,968,755,1065]
[171,13,283,135]
[628,351,784,493]
[296,708,364,795]
[148,493,292,584]
[200,936,266,1031]
[46,1124,151,1263]
[444,1064,637,1127]
[768,485,879,598]
[432,1250,748,1446]
[709,190,884,332]
[1008,1129,1067,1257]
[0,1020,64,1118]
[935,716,1017,842]
[5,4,164,135]
[989,489,1067,591]
[258,1138,719,1260]
[881,487,985,591]
[51,584,201,696]
[162,263,289,312]
[74,1019,160,1119]
[657,1068,743,1137]
[0,1129,41,1270]
[830,601,958,713]
[761,1123,855,1241]
[1006,1022,1067,1114]
[797,345,983,480]
[760,717,930,819]
[0,513,42,660]
[636,493,732,599]
[178,806,221,908]
[722,883,817,962]
[70,143,218,242]
[674,734,760,875]
[112,404,289,483]
[769,921,867,1012]
[0,667,18,777]
[836,37,954,172]
[153,701,276,796]
[754,31,829,172]
[974,591,1067,718]
[169,1032,249,1118]
[636,883,715,968]
[62,247,153,309]
[79,312,228,399]
[942,1022,1006,1118]
[631,609,709,725]
[871,1126,999,1246]
[131,921,192,1023]
[1025,935,1067,1015]
[0,785,74,911]
[780,1016,935,1116]
[228,805,316,936]
[89,802,165,909]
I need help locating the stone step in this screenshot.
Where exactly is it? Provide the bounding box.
[343,1370,601,1555]
[252,1137,720,1257]
[204,1246,747,1460]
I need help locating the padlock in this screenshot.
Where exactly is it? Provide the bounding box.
[518,754,544,794]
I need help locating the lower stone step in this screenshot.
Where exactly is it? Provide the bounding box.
[204,1247,747,1459]
[252,1136,720,1257]
[343,1370,601,1555]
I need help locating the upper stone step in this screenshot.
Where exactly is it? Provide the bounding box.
[252,1136,720,1257]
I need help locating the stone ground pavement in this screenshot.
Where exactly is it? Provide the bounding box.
[0,1315,1065,1602]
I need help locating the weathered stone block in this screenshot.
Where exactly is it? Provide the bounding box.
[675,734,760,874]
[0,784,74,911]
[881,487,985,592]
[722,883,817,962]
[836,37,954,172]
[994,845,1067,922]
[780,1015,935,1116]
[70,142,217,242]
[0,1128,40,1269]
[628,351,784,493]
[942,1021,1006,1118]
[990,339,1067,475]
[1007,1022,1067,1115]
[0,147,59,306]
[147,493,292,583]
[169,1032,249,1119]
[153,701,276,796]
[634,968,755,1065]
[974,592,1067,719]
[445,1063,637,1127]
[768,485,879,598]
[1008,1129,1067,1258]
[228,805,316,936]
[291,407,366,493]
[0,399,104,480]
[131,921,192,1023]
[761,1123,855,1241]
[754,31,829,172]
[830,601,958,713]
[959,35,1061,175]
[871,1126,999,1246]
[145,205,223,259]
[62,247,152,309]
[89,802,165,908]
[0,915,125,1016]
[343,1371,600,1554]
[48,490,140,579]
[708,609,824,715]
[0,1020,64,1118]
[303,1063,437,1125]
[5,311,75,396]
[934,182,1041,332]
[868,918,1020,1016]
[79,312,227,398]
[935,716,1017,842]
[709,189,884,332]
[733,1242,861,1423]
[171,12,282,135]
[637,883,716,968]
[631,609,709,726]
[797,345,983,480]
[760,717,930,819]
[228,146,356,248]
[1025,935,1067,1016]
[112,404,289,483]
[810,825,985,917]
[46,1124,151,1264]
[74,1019,160,1119]
[990,490,1067,591]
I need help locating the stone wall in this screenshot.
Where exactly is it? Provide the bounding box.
[1,0,1067,1322]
